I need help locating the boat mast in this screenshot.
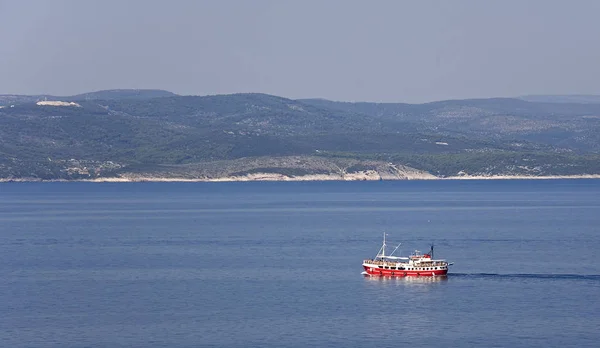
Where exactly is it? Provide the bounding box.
[375,232,387,259]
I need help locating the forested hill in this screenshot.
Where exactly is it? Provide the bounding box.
[1,90,600,180]
[0,89,176,105]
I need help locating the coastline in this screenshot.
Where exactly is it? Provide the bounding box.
[442,174,600,180]
[2,173,600,183]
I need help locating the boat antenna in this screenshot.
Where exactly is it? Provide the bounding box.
[375,232,387,259]
[430,242,434,259]
[389,243,402,257]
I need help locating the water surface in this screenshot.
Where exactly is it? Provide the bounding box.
[1,180,599,347]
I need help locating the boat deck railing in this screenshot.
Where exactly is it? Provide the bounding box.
[363,259,447,267]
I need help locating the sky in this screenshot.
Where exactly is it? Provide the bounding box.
[1,0,599,103]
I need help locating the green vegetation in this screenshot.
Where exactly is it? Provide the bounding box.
[391,152,600,177]
[230,167,332,178]
[1,90,599,179]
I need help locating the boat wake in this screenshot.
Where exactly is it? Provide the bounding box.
[451,273,600,281]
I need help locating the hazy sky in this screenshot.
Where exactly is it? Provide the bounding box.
[1,0,599,102]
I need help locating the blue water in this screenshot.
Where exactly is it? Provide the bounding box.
[1,180,599,347]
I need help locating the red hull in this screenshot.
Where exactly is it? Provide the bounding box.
[363,265,447,277]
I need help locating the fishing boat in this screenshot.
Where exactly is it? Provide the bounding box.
[362,234,451,277]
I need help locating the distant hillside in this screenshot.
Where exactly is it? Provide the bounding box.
[519,95,600,104]
[69,89,177,101]
[0,89,177,106]
[1,92,600,180]
[0,94,53,105]
[300,97,600,152]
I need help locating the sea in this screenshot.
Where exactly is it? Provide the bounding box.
[1,180,599,348]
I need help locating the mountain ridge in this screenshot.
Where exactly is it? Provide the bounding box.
[519,94,600,104]
[0,89,177,105]
[1,90,599,180]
